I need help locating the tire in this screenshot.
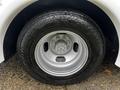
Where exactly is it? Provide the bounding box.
[17,10,105,85]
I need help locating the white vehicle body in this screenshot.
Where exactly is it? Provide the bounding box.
[0,0,120,67]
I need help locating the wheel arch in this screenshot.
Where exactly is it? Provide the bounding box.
[3,0,119,66]
[0,0,37,63]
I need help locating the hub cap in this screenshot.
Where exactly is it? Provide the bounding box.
[50,34,72,55]
[35,31,89,76]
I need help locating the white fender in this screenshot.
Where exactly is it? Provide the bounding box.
[0,0,37,63]
[89,0,120,67]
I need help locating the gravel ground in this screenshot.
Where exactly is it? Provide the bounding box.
[0,56,120,90]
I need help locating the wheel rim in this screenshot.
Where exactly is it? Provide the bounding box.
[34,30,89,77]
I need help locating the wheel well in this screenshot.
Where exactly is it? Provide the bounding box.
[4,0,119,62]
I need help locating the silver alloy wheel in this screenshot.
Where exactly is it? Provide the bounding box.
[34,30,89,77]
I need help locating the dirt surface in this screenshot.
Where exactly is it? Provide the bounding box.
[0,56,120,90]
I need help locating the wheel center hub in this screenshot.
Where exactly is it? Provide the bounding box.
[50,33,72,55]
[54,40,67,54]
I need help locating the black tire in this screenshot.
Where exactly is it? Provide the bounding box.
[17,11,105,85]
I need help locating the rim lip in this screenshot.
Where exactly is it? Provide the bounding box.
[34,30,89,77]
